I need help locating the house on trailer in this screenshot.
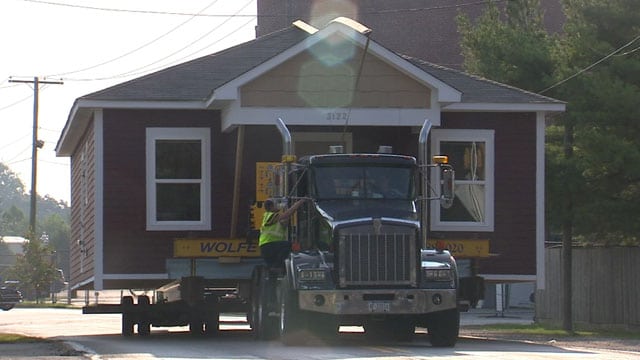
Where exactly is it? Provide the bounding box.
[55,18,564,302]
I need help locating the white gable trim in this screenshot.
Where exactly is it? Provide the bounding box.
[94,109,105,291]
[210,22,461,109]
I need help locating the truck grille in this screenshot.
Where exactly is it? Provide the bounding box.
[338,224,417,287]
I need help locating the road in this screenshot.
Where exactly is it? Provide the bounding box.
[1,308,638,359]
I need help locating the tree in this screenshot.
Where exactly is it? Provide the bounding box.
[5,236,57,302]
[0,161,71,299]
[40,213,71,280]
[0,163,26,204]
[457,0,555,91]
[551,0,640,244]
[1,205,26,235]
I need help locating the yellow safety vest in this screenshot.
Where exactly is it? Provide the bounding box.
[259,211,286,247]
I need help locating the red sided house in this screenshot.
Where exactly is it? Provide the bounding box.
[56,19,564,303]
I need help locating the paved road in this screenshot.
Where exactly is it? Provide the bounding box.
[1,308,638,359]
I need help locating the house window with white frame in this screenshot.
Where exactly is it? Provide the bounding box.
[146,128,211,231]
[431,129,494,232]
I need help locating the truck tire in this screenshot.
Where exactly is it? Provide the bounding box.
[121,296,135,337]
[0,304,15,311]
[137,295,151,336]
[279,276,306,345]
[252,267,279,340]
[427,308,459,347]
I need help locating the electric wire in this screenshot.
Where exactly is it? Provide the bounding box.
[50,0,221,78]
[539,33,640,94]
[64,4,256,82]
[22,0,255,17]
[23,0,503,17]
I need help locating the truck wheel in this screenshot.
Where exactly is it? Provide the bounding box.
[427,308,459,347]
[279,276,306,345]
[137,295,151,336]
[121,296,134,337]
[253,267,279,340]
[0,304,15,311]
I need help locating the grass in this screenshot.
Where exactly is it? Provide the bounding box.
[15,301,78,309]
[0,333,44,343]
[475,323,640,340]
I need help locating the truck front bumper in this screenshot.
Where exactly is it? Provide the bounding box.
[298,288,457,315]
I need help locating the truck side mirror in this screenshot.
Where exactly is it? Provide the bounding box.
[441,166,455,209]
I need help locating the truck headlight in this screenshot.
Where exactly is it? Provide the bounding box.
[298,269,327,281]
[424,269,453,281]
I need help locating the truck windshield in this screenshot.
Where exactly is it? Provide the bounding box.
[313,166,414,200]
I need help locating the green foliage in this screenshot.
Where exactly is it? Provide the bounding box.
[458,0,640,244]
[1,205,26,236]
[457,0,555,92]
[553,0,640,241]
[4,237,57,302]
[0,161,71,291]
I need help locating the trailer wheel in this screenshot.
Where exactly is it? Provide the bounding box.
[137,295,151,336]
[203,296,220,337]
[279,275,305,345]
[427,308,459,347]
[121,296,134,337]
[189,317,205,336]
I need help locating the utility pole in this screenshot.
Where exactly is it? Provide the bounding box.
[8,77,63,239]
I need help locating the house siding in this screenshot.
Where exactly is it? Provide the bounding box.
[241,41,431,109]
[74,108,538,289]
[438,112,537,276]
[101,109,233,278]
[69,116,97,288]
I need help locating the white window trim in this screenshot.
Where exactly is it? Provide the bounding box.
[146,128,211,231]
[430,129,495,232]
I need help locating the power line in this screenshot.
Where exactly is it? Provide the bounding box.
[539,33,640,94]
[24,0,503,16]
[64,3,256,82]
[23,0,257,17]
[8,76,63,237]
[0,94,33,112]
[0,133,31,152]
[50,0,222,77]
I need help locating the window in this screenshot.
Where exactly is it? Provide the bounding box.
[431,129,494,231]
[146,128,211,231]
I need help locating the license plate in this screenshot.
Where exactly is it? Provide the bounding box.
[368,301,391,313]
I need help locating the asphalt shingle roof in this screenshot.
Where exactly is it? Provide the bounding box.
[83,27,309,102]
[82,24,563,106]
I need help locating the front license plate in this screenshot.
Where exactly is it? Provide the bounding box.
[368,301,391,313]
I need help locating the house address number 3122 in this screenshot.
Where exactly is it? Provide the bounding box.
[326,112,349,121]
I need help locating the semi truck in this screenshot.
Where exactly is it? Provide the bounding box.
[83,118,463,347]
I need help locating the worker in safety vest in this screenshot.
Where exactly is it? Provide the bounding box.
[259,198,306,268]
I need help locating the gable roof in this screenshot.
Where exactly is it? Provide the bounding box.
[82,27,309,103]
[81,22,562,107]
[57,18,564,156]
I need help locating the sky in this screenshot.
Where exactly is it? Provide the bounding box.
[0,0,258,204]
